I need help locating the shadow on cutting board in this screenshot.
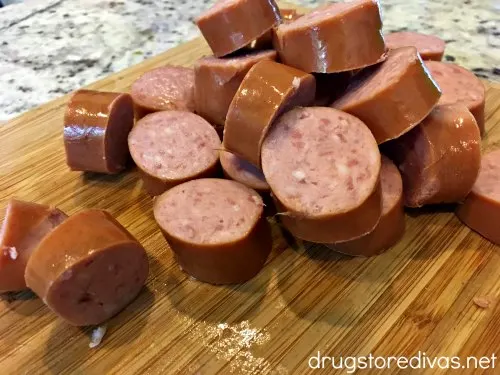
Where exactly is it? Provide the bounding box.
[43,287,155,374]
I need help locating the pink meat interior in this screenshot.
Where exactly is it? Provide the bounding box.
[155,179,263,245]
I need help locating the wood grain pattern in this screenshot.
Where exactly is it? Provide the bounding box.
[1,3,500,374]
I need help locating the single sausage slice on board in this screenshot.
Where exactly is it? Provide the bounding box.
[332,47,441,144]
[64,90,134,174]
[385,31,446,61]
[426,61,486,135]
[128,111,221,196]
[220,151,270,193]
[327,156,405,256]
[383,105,481,207]
[196,0,281,57]
[130,66,195,120]
[223,60,316,168]
[456,149,500,245]
[0,199,67,292]
[194,50,277,128]
[261,107,382,243]
[25,209,149,326]
[273,0,386,73]
[154,179,272,285]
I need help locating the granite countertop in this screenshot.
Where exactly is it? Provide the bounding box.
[0,0,499,121]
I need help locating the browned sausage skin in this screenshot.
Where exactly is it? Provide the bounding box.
[328,156,405,256]
[64,89,134,174]
[0,199,67,292]
[274,0,386,73]
[154,179,272,284]
[261,107,382,243]
[456,150,500,245]
[128,111,221,196]
[383,105,481,207]
[223,60,316,168]
[194,50,277,128]
[25,209,149,326]
[130,65,195,120]
[196,0,281,57]
[332,47,441,144]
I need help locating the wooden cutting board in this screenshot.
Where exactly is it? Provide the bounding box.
[1,3,500,374]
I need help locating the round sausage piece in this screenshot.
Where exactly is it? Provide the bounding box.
[273,0,386,73]
[220,151,270,193]
[130,66,195,120]
[128,111,221,196]
[385,31,446,61]
[0,199,67,292]
[426,61,486,135]
[25,209,149,326]
[154,179,272,284]
[194,50,277,128]
[456,150,500,245]
[261,107,382,243]
[64,90,134,174]
[383,105,481,207]
[328,156,405,256]
[196,0,281,57]
[332,47,441,144]
[223,60,316,168]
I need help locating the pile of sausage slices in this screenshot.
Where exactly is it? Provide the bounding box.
[1,0,497,332]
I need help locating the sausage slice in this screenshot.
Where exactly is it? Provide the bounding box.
[196,0,281,57]
[130,65,195,120]
[273,0,386,73]
[154,179,272,284]
[385,31,446,61]
[128,111,221,196]
[251,8,302,50]
[383,105,481,207]
[223,60,316,167]
[426,61,486,135]
[456,149,500,245]
[332,47,441,144]
[194,50,277,128]
[328,156,405,256]
[25,209,149,326]
[0,199,67,292]
[64,90,134,174]
[261,107,382,243]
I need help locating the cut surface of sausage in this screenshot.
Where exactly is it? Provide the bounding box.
[194,50,277,127]
[154,179,272,284]
[273,0,386,73]
[223,60,316,167]
[64,90,134,174]
[385,31,445,61]
[0,199,67,292]
[196,0,281,57]
[261,107,382,243]
[130,66,195,120]
[25,209,149,326]
[332,47,441,144]
[220,151,270,192]
[383,105,481,207]
[426,61,486,135]
[328,156,405,256]
[128,111,221,196]
[456,149,500,245]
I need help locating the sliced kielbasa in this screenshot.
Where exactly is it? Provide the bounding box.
[154,179,272,284]
[261,107,382,243]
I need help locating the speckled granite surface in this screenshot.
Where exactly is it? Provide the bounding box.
[0,0,499,121]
